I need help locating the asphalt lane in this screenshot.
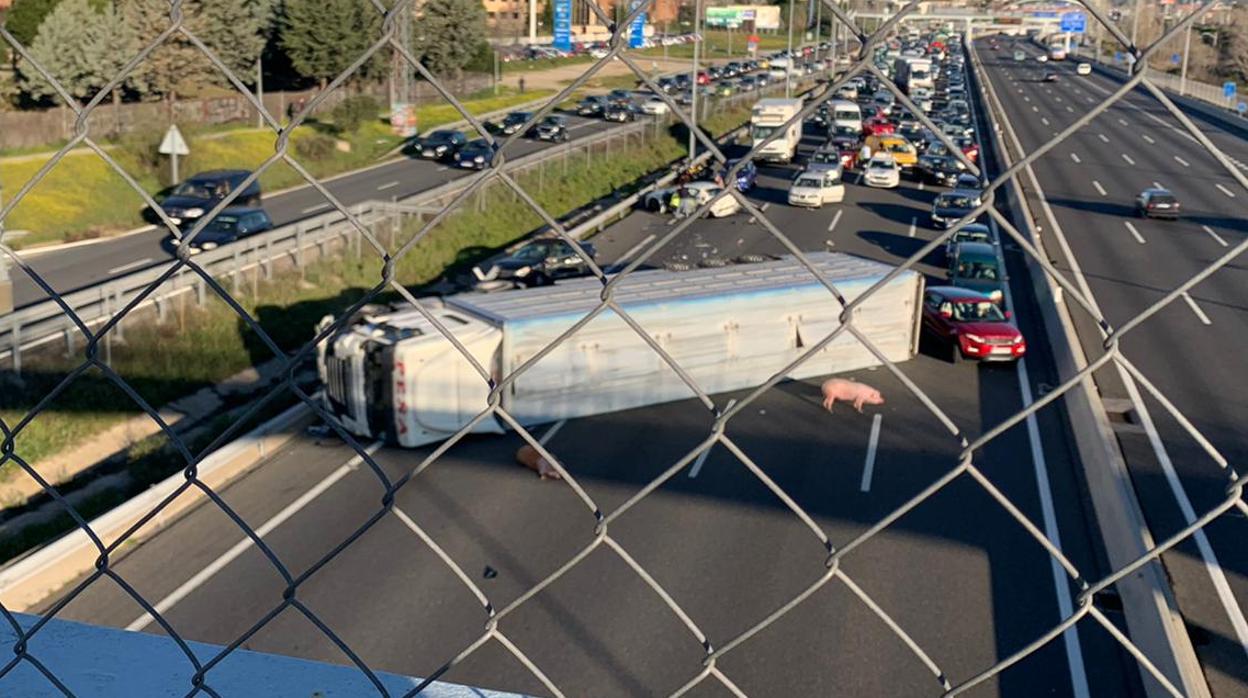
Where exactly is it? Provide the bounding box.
[11,114,620,309]
[978,36,1248,697]
[43,87,1136,696]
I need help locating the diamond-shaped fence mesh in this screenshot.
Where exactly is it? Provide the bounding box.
[0,0,1243,695]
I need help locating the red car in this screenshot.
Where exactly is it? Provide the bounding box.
[863,117,896,136]
[696,71,711,85]
[958,139,980,163]
[922,286,1026,363]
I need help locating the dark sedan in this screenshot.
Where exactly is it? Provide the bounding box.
[472,238,598,288]
[456,139,494,169]
[414,130,467,161]
[174,207,272,254]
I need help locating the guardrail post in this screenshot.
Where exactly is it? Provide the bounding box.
[251,246,260,297]
[9,322,21,376]
[63,317,75,358]
[195,276,206,307]
[295,224,305,272]
[155,297,167,324]
[263,239,273,280]
[232,248,241,295]
[101,288,112,367]
[113,287,125,343]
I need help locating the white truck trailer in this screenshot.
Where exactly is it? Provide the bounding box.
[317,253,923,448]
[750,97,804,163]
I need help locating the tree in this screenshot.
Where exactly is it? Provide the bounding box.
[122,0,214,102]
[199,0,274,79]
[5,0,62,49]
[281,0,384,88]
[413,0,486,79]
[17,0,132,104]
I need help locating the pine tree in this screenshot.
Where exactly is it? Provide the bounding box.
[199,0,274,79]
[18,0,132,104]
[281,0,384,88]
[413,0,486,80]
[121,0,214,102]
[4,0,63,49]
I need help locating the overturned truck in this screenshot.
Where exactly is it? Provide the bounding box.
[317,252,923,447]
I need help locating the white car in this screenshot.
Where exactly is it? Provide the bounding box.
[1076,62,1092,76]
[640,96,669,115]
[787,168,846,208]
[863,154,901,189]
[644,181,741,218]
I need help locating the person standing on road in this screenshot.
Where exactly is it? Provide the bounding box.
[669,188,683,217]
[519,76,526,94]
[859,142,872,165]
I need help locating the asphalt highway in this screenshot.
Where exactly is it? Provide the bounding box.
[41,90,1145,695]
[978,36,1248,697]
[10,113,622,309]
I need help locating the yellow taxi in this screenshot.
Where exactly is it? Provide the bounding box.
[865,135,918,171]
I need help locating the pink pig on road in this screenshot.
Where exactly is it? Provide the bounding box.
[821,378,884,413]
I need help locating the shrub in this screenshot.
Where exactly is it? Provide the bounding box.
[330,95,381,133]
[293,130,337,161]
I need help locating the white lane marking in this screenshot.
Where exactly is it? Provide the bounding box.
[1181,292,1212,325]
[918,181,926,191]
[1070,153,1081,164]
[1031,105,1039,113]
[1203,225,1228,247]
[1151,181,1164,191]
[126,441,384,631]
[1092,180,1106,197]
[1065,105,1074,113]
[1097,133,1110,143]
[689,399,735,478]
[1041,117,1050,126]
[859,414,883,492]
[437,165,451,171]
[907,217,917,238]
[1174,155,1190,168]
[1142,134,1155,144]
[1216,183,1237,198]
[1124,221,1146,244]
[107,257,155,275]
[827,209,843,232]
[1023,95,1031,102]
[1117,118,1129,126]
[377,181,400,191]
[1055,96,1063,103]
[1121,153,1136,166]
[1086,96,1096,104]
[302,203,330,214]
[538,419,566,446]
[615,233,657,267]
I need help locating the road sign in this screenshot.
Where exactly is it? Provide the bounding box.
[1115,51,1124,63]
[1171,53,1181,65]
[158,124,189,156]
[629,0,646,49]
[1060,12,1086,33]
[1224,81,1237,99]
[1239,102,1247,115]
[552,0,572,52]
[1032,11,1058,18]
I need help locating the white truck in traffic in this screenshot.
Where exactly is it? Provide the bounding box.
[750,97,804,163]
[317,253,923,447]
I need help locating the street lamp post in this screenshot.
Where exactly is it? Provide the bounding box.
[786,0,795,97]
[690,0,701,162]
[1179,21,1191,96]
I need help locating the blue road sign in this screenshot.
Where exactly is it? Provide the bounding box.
[1239,101,1247,115]
[629,0,647,49]
[1171,53,1181,65]
[1115,51,1124,63]
[1032,11,1059,18]
[553,0,572,52]
[1060,12,1087,34]
[1225,81,1238,99]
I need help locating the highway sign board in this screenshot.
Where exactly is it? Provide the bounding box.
[1060,12,1086,33]
[629,0,646,49]
[553,0,572,52]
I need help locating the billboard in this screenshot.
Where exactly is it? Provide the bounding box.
[553,0,572,52]
[705,5,780,30]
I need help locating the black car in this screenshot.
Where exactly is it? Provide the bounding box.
[528,115,570,142]
[456,139,494,170]
[415,129,467,160]
[656,76,680,94]
[576,95,609,116]
[603,102,640,122]
[156,170,261,227]
[175,207,273,254]
[498,111,533,135]
[918,154,967,186]
[472,238,598,287]
[930,188,982,229]
[606,89,634,106]
[830,125,861,150]
[1136,187,1181,219]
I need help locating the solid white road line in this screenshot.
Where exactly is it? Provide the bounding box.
[907,217,917,238]
[1216,183,1237,198]
[377,181,400,191]
[302,203,331,214]
[126,441,384,632]
[107,257,154,276]
[859,414,883,492]
[689,400,735,479]
[827,209,843,232]
[1098,133,1110,143]
[1181,292,1212,325]
[1203,225,1229,247]
[1124,221,1146,244]
[1070,153,1081,163]
[1092,180,1107,197]
[615,233,657,267]
[1174,155,1190,168]
[1121,153,1136,166]
[539,419,567,446]
[1142,134,1155,144]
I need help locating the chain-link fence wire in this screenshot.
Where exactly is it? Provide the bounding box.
[0,0,1243,695]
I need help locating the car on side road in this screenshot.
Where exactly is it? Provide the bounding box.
[922,286,1026,362]
[415,129,468,161]
[174,207,273,254]
[947,240,1005,303]
[641,95,670,115]
[1136,187,1181,219]
[529,115,570,142]
[156,170,261,227]
[498,111,533,135]
[788,168,846,208]
[576,95,610,116]
[472,237,598,288]
[603,102,640,122]
[456,139,494,169]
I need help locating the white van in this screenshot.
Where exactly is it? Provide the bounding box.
[830,100,863,132]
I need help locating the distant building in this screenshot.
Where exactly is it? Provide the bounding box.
[487,0,679,40]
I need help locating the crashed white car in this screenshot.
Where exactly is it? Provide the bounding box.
[643,181,741,218]
[787,169,846,208]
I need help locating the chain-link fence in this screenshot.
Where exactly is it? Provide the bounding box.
[0,0,1244,695]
